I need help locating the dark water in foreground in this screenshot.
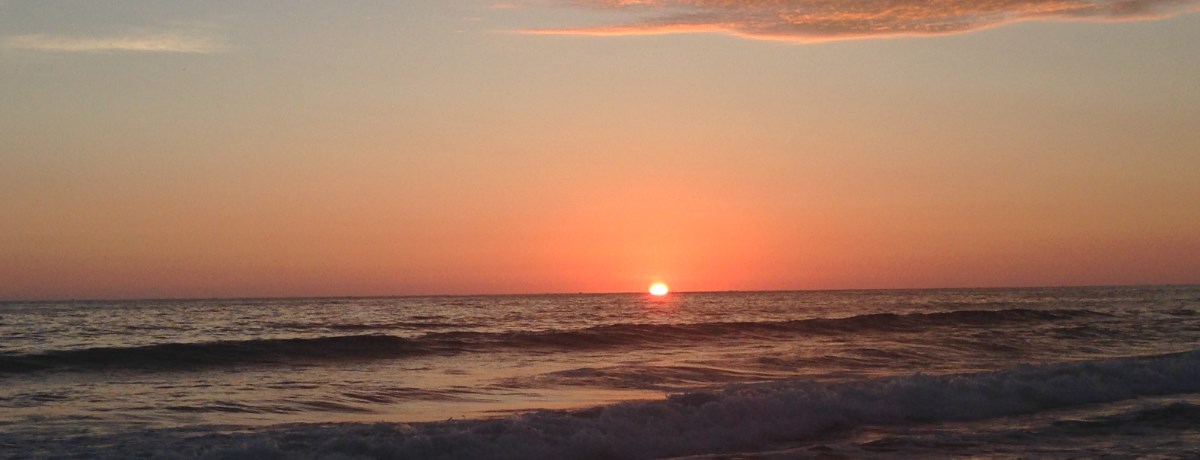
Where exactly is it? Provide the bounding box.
[1,286,1198,458]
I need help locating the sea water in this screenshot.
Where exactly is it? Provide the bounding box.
[1,286,1198,458]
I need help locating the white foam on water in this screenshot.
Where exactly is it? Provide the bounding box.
[86,349,1200,459]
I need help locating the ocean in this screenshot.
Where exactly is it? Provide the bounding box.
[2,285,1198,458]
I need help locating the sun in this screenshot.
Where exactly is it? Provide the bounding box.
[648,282,670,296]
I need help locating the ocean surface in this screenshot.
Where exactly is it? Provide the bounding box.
[2,285,1199,458]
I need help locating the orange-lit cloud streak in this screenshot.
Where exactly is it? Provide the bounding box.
[4,31,224,54]
[521,0,1200,41]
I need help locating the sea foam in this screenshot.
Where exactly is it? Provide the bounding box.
[122,349,1200,459]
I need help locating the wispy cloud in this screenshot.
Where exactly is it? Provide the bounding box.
[4,31,224,54]
[519,0,1200,42]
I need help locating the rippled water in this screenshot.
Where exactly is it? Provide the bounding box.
[1,286,1198,458]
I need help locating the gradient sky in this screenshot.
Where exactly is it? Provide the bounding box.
[2,0,1199,300]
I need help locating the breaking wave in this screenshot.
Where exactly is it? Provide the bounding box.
[0,335,427,373]
[0,308,1103,374]
[64,349,1200,459]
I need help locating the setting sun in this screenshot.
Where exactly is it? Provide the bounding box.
[648,282,670,296]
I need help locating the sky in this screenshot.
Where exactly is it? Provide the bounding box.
[2,0,1199,300]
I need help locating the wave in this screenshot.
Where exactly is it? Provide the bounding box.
[1053,401,1200,432]
[852,399,1200,457]
[0,335,432,373]
[449,307,1102,350]
[0,308,1103,375]
[275,321,486,332]
[52,349,1200,459]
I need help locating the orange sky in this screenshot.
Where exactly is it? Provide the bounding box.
[2,1,1199,300]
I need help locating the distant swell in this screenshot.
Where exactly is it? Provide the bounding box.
[0,308,1102,374]
[0,335,431,373]
[69,349,1200,459]
[444,308,1105,351]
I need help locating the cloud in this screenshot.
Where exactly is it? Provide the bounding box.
[519,0,1200,42]
[4,31,224,54]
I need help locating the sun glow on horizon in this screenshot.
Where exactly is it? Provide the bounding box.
[649,282,670,296]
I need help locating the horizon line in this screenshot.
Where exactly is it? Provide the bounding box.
[2,282,1195,304]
